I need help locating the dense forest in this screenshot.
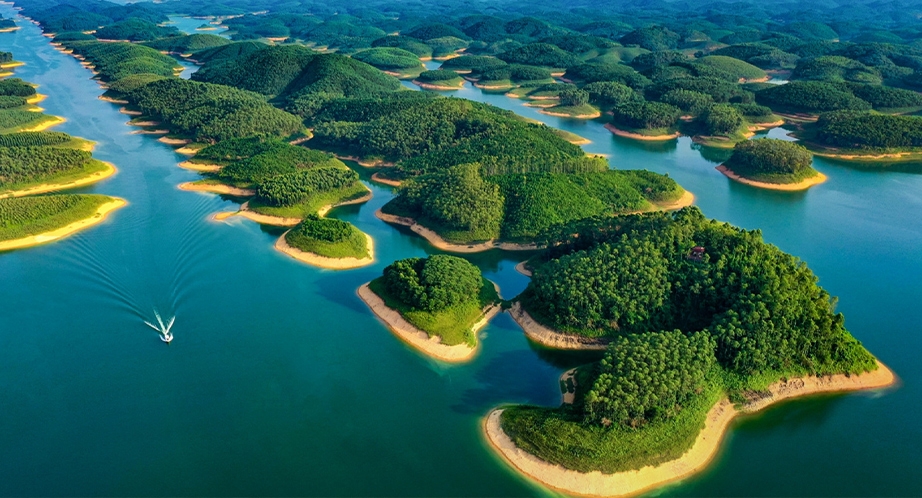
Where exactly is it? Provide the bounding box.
[723,138,819,183]
[503,207,878,471]
[284,214,369,259]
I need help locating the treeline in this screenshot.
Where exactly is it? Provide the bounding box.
[815,111,922,149]
[724,139,818,183]
[123,79,302,142]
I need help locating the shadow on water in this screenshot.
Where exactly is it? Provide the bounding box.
[452,346,562,415]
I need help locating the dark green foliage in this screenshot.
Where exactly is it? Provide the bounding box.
[256,167,358,206]
[815,111,922,149]
[0,146,93,188]
[214,141,340,184]
[193,45,318,96]
[0,194,109,241]
[846,83,922,109]
[725,138,815,181]
[528,207,876,376]
[711,43,799,70]
[660,89,713,115]
[143,34,231,53]
[756,81,872,112]
[416,69,461,82]
[280,54,403,112]
[62,41,178,80]
[508,65,551,82]
[0,131,70,147]
[732,103,774,119]
[497,43,581,69]
[611,101,681,129]
[778,22,839,41]
[620,26,680,51]
[584,81,640,109]
[405,23,469,42]
[0,110,50,132]
[630,51,688,72]
[0,52,11,64]
[584,331,715,427]
[701,104,744,135]
[126,79,302,142]
[371,36,432,58]
[95,18,178,42]
[558,88,590,106]
[426,36,469,58]
[394,163,504,241]
[647,77,753,103]
[440,55,507,72]
[383,255,483,312]
[285,215,367,259]
[0,96,27,109]
[351,47,421,70]
[0,78,36,98]
[106,73,166,94]
[563,63,650,89]
[530,238,671,335]
[190,41,268,64]
[792,56,882,84]
[542,35,618,54]
[694,55,767,81]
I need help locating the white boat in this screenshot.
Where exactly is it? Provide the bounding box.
[145,311,175,343]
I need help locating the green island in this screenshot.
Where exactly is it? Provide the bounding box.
[718,138,826,190]
[358,254,500,362]
[0,194,124,251]
[3,0,919,495]
[489,208,891,496]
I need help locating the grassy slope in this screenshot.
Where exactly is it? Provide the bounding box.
[368,276,499,347]
[0,194,111,241]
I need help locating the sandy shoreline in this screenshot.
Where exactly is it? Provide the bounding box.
[656,190,695,211]
[358,283,501,362]
[508,302,609,350]
[0,161,116,198]
[605,123,680,141]
[484,361,896,498]
[177,161,222,172]
[213,189,373,226]
[21,115,65,132]
[371,172,402,187]
[178,181,255,196]
[375,209,539,253]
[275,231,375,269]
[539,109,601,119]
[514,261,533,277]
[0,198,126,251]
[412,79,464,90]
[717,165,827,191]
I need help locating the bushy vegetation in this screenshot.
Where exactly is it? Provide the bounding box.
[497,43,580,68]
[125,79,302,142]
[284,214,368,259]
[440,55,507,72]
[213,141,342,184]
[756,81,872,112]
[416,69,463,82]
[106,73,166,95]
[255,167,359,207]
[724,138,817,183]
[192,45,318,96]
[61,41,178,81]
[143,34,231,53]
[0,79,36,98]
[815,111,922,149]
[95,18,178,41]
[792,56,882,84]
[620,26,680,51]
[610,100,681,130]
[351,47,422,70]
[700,103,744,135]
[190,41,268,64]
[0,194,111,242]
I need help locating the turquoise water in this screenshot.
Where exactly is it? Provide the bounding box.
[1,11,921,497]
[166,15,231,39]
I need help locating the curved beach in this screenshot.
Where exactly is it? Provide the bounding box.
[539,109,602,119]
[22,115,65,132]
[484,361,896,498]
[178,181,255,197]
[275,231,375,270]
[605,123,680,141]
[656,190,695,211]
[0,161,116,199]
[717,165,828,191]
[371,172,402,187]
[357,283,500,362]
[412,80,464,90]
[0,198,126,251]
[508,302,608,350]
[375,209,539,253]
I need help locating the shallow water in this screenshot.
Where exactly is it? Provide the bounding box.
[1,12,921,497]
[166,15,231,39]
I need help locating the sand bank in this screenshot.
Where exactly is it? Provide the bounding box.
[158,136,191,145]
[717,165,827,191]
[275,231,375,269]
[177,161,222,172]
[316,189,373,216]
[358,283,501,362]
[119,107,142,116]
[0,198,126,251]
[539,109,601,119]
[178,182,255,196]
[656,190,695,211]
[0,161,116,199]
[98,95,128,104]
[371,172,402,187]
[605,123,680,141]
[515,261,533,277]
[376,209,539,253]
[21,115,64,132]
[484,361,895,498]
[508,302,608,350]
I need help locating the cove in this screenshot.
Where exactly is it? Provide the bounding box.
[0,9,921,498]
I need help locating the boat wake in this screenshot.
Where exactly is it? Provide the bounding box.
[144,310,175,343]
